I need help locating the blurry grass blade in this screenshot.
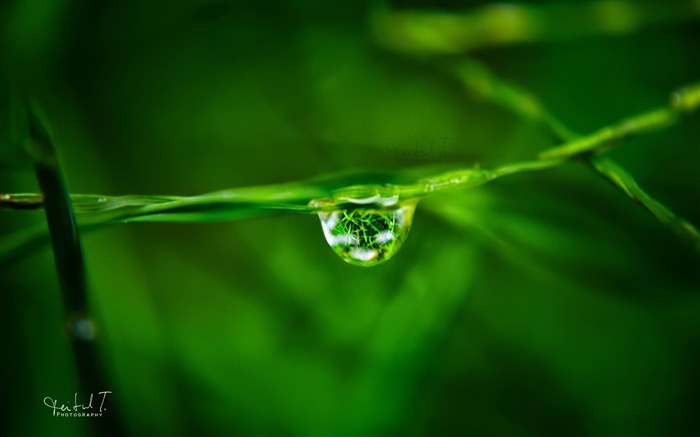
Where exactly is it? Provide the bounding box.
[372,0,700,55]
[28,103,88,313]
[449,59,579,142]
[25,103,127,436]
[670,83,700,112]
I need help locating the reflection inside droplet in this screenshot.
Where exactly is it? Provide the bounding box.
[311,197,416,267]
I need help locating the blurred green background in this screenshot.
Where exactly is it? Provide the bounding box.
[1,1,699,436]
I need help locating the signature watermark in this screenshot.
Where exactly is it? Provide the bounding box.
[43,391,112,418]
[386,137,450,164]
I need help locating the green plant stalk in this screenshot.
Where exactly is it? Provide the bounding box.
[3,25,700,259]
[539,107,678,159]
[2,79,698,255]
[456,60,699,248]
[444,57,700,251]
[0,158,559,265]
[3,82,694,221]
[448,58,580,142]
[589,156,700,251]
[26,111,87,315]
[24,105,126,436]
[0,158,562,226]
[371,0,700,55]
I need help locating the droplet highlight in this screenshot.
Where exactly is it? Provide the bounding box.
[311,197,416,266]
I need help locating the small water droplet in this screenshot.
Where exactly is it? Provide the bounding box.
[65,313,97,341]
[310,197,416,266]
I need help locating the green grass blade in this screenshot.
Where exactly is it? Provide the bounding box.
[27,105,88,315]
[372,0,700,55]
[25,104,127,436]
[539,107,679,159]
[589,156,700,251]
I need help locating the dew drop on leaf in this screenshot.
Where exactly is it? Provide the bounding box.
[310,196,416,267]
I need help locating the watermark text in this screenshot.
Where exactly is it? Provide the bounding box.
[386,137,450,163]
[43,391,112,418]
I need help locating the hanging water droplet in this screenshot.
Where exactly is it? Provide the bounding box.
[310,196,416,266]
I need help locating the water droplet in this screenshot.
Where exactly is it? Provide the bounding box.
[65,313,97,341]
[310,197,416,266]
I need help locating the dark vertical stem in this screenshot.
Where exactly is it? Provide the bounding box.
[27,106,127,436]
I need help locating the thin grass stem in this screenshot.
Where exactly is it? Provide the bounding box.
[25,105,126,437]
